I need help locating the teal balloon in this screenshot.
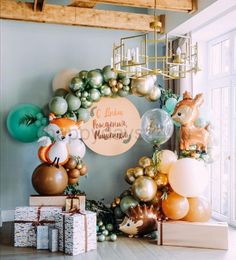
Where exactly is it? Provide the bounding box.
[36,112,44,120]
[37,125,49,138]
[165,97,178,113]
[114,206,125,219]
[141,108,174,145]
[78,70,88,81]
[7,104,42,143]
[89,89,101,102]
[69,77,85,92]
[173,120,181,127]
[65,94,81,111]
[49,96,68,115]
[120,196,139,213]
[40,117,49,126]
[162,105,170,114]
[102,65,117,82]
[35,120,41,127]
[54,88,69,98]
[87,70,103,88]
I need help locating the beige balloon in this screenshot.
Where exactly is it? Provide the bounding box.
[52,68,79,91]
[183,197,211,222]
[168,158,209,197]
[155,150,178,174]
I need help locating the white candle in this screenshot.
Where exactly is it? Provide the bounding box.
[111,57,114,69]
[136,47,140,63]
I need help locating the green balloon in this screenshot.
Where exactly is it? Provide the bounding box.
[35,120,41,127]
[100,84,112,96]
[65,94,81,111]
[114,206,125,219]
[110,234,117,242]
[89,89,101,102]
[54,88,69,98]
[118,90,129,97]
[76,108,90,122]
[69,77,85,92]
[102,65,117,82]
[106,224,114,232]
[41,117,48,126]
[7,104,42,143]
[120,196,139,213]
[75,90,82,98]
[87,70,103,88]
[78,70,88,81]
[36,112,44,120]
[165,97,178,113]
[102,230,109,236]
[97,234,106,242]
[121,77,131,86]
[49,96,68,115]
[81,100,92,109]
[81,91,89,98]
[123,86,130,92]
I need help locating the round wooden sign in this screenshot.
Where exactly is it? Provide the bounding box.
[81,97,141,156]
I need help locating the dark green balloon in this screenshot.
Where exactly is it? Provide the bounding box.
[89,89,101,102]
[69,77,85,92]
[49,96,68,115]
[120,195,139,213]
[7,104,42,143]
[87,70,103,88]
[54,88,69,98]
[81,100,92,109]
[78,70,88,81]
[114,206,125,219]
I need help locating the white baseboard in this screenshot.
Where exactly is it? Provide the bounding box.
[1,210,14,224]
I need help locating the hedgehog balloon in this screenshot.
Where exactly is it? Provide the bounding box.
[119,204,161,236]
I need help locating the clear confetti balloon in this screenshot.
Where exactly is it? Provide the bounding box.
[141,108,174,145]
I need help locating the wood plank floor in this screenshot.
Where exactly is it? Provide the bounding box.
[1,222,236,260]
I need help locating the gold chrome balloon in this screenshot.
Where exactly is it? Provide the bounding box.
[131,77,151,96]
[144,165,156,178]
[154,173,168,187]
[109,79,117,87]
[125,168,136,184]
[132,176,157,202]
[145,86,161,101]
[133,167,144,178]
[138,156,153,168]
[115,197,121,205]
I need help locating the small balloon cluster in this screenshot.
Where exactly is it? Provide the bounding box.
[64,157,88,185]
[96,221,117,242]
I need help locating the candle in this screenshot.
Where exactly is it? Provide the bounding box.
[136,47,140,63]
[111,57,114,69]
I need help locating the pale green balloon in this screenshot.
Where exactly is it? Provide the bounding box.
[87,70,103,88]
[89,89,101,102]
[165,97,178,112]
[81,100,92,109]
[118,89,129,97]
[77,108,90,122]
[49,96,68,115]
[101,85,112,96]
[65,94,81,111]
[102,65,117,82]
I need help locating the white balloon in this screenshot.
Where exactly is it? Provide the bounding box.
[169,158,209,197]
[68,139,86,158]
[52,68,79,91]
[155,150,178,174]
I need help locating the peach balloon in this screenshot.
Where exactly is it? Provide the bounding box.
[155,150,178,174]
[162,192,189,220]
[168,158,209,197]
[183,197,211,222]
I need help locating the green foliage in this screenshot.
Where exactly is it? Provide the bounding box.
[19,114,37,126]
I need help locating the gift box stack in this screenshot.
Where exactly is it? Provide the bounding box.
[14,195,97,256]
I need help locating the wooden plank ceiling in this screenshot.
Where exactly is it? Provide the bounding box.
[0,0,197,32]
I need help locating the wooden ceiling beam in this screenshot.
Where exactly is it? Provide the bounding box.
[69,1,96,8]
[69,0,195,12]
[0,0,163,32]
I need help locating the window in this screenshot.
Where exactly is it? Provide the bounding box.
[207,30,236,227]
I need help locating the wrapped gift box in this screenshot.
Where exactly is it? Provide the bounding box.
[29,195,85,211]
[14,206,62,247]
[55,211,97,256]
[157,220,228,250]
[49,228,59,252]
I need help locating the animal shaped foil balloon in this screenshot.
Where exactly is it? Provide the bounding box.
[172,91,209,152]
[38,113,86,166]
[119,204,161,236]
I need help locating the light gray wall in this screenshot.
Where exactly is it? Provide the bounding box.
[0,20,158,210]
